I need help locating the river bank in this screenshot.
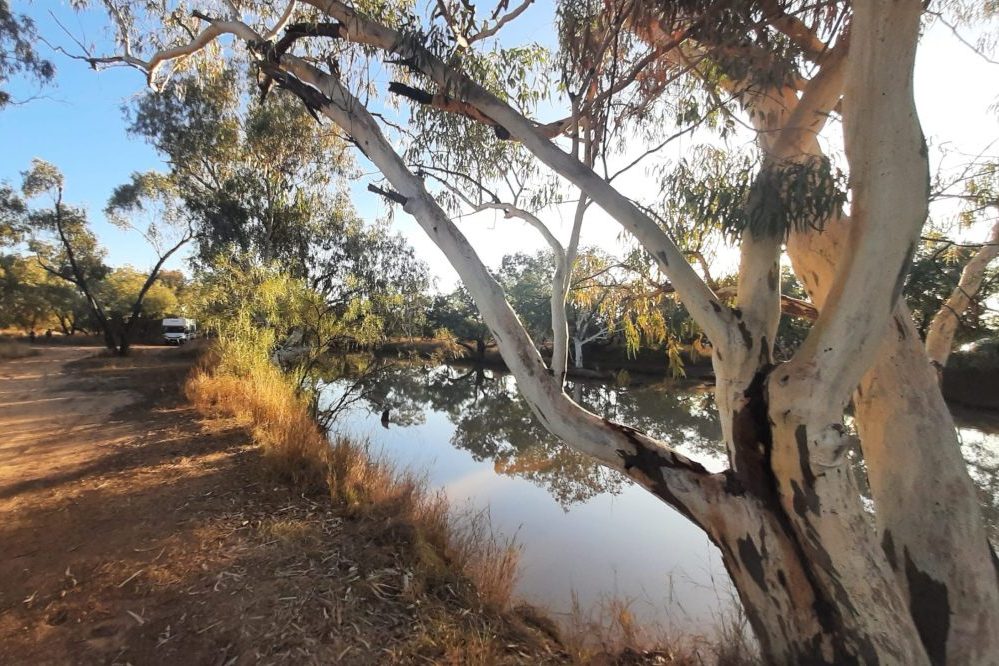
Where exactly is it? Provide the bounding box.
[0,344,754,664]
[376,337,999,410]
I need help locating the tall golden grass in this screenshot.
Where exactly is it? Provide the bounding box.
[186,341,756,662]
[185,350,519,610]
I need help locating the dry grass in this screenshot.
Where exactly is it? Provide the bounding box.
[561,592,760,665]
[185,355,521,613]
[0,341,40,360]
[185,344,758,664]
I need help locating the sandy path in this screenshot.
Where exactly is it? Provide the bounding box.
[0,347,141,506]
[0,345,245,664]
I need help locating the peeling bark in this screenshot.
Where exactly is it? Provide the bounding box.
[104,1,999,661]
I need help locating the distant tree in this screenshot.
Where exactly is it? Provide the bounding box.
[922,156,999,371]
[496,251,557,342]
[24,160,192,354]
[128,74,355,277]
[907,237,999,343]
[0,183,26,246]
[427,287,492,358]
[0,253,52,330]
[98,266,179,321]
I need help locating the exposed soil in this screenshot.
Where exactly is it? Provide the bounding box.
[0,346,567,665]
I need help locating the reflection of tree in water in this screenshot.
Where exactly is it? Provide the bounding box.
[575,382,725,468]
[955,418,999,545]
[445,372,627,508]
[316,355,436,428]
[324,358,727,508]
[323,358,999,529]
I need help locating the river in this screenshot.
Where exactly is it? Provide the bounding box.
[319,359,999,632]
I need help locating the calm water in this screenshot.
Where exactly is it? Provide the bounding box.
[319,360,999,630]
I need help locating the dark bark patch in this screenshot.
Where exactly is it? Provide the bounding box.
[737,321,753,350]
[904,548,950,666]
[367,183,408,205]
[794,424,815,486]
[811,271,819,287]
[881,530,897,571]
[737,537,767,590]
[791,480,816,517]
[655,250,669,267]
[790,427,821,516]
[795,425,816,485]
[387,80,433,104]
[894,315,907,340]
[768,265,778,291]
[732,307,743,319]
[890,242,917,310]
[721,469,745,496]
[710,300,722,313]
[613,425,710,523]
[731,368,776,502]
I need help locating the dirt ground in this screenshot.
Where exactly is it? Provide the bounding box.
[0,345,569,666]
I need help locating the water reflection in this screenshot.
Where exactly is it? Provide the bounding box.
[317,357,999,626]
[954,410,999,544]
[321,360,726,508]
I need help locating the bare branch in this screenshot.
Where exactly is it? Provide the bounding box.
[468,0,533,44]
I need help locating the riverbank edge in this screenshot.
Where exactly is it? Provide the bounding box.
[376,337,999,410]
[184,347,583,663]
[185,343,759,663]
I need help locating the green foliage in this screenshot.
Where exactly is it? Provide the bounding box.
[0,0,54,108]
[194,256,386,385]
[427,287,491,347]
[958,161,998,227]
[0,253,91,332]
[775,268,812,359]
[97,267,179,320]
[662,145,847,240]
[572,248,700,376]
[0,183,26,246]
[496,251,556,341]
[21,161,109,288]
[129,73,356,275]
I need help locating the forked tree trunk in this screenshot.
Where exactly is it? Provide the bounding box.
[127,0,999,660]
[272,37,924,661]
[790,213,999,663]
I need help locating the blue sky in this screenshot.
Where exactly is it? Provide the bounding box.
[1,2,997,290]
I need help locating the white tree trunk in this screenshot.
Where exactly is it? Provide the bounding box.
[766,2,937,661]
[924,220,999,370]
[572,335,584,369]
[276,52,886,662]
[129,2,999,660]
[790,211,999,663]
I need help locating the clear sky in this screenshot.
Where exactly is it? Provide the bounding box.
[1,2,996,291]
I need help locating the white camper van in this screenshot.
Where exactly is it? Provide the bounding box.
[162,317,197,345]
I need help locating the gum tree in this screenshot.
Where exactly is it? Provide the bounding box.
[24,160,192,354]
[79,0,999,661]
